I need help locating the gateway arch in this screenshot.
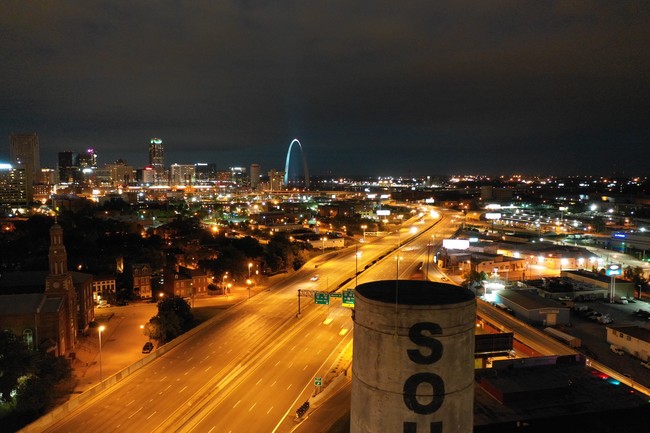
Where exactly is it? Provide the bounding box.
[284,138,310,189]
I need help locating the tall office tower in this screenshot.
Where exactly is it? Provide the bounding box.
[78,148,97,168]
[267,169,285,192]
[250,163,261,190]
[170,163,195,185]
[194,162,217,183]
[149,138,165,184]
[58,151,81,184]
[0,163,28,205]
[9,133,40,201]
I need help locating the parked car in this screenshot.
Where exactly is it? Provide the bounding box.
[641,361,650,369]
[610,345,624,355]
[142,341,154,354]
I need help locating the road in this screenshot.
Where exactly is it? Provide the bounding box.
[42,207,448,433]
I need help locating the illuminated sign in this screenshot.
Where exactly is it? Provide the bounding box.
[377,209,391,216]
[613,233,626,238]
[484,213,502,220]
[606,264,622,276]
[442,239,470,250]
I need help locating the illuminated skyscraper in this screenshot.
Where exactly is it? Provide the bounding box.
[250,163,261,190]
[9,133,39,201]
[148,138,165,184]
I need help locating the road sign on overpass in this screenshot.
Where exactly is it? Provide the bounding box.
[314,292,330,305]
[342,289,355,308]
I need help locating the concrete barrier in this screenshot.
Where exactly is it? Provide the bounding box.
[19,308,230,433]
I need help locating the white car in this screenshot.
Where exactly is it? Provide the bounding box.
[310,275,320,281]
[610,345,625,355]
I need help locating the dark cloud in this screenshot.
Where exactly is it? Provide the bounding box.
[1,1,649,176]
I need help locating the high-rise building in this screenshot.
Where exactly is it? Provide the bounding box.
[9,133,39,202]
[250,163,261,190]
[58,151,81,184]
[149,138,165,184]
[194,162,217,183]
[0,163,28,205]
[78,148,97,168]
[170,163,195,185]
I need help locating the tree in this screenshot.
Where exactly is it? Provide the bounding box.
[144,296,194,344]
[0,330,37,403]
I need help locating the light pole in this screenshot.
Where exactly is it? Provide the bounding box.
[98,325,105,382]
[248,262,253,280]
[247,279,252,299]
[361,225,367,242]
[355,245,362,288]
[222,272,229,293]
[321,237,327,254]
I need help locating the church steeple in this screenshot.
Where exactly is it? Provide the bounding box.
[48,222,68,276]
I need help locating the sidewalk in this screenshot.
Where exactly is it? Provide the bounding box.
[67,282,261,396]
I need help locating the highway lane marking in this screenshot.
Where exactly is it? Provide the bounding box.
[267,406,274,414]
[127,406,143,419]
[208,427,216,433]
[233,399,241,408]
[227,348,232,354]
[303,347,308,352]
[303,364,308,370]
[274,360,280,367]
[184,366,196,375]
[249,402,257,412]
[187,356,194,362]
[126,399,135,406]
[317,349,322,355]
[291,345,296,351]
[159,375,167,382]
[146,410,157,420]
[270,380,276,387]
[159,384,172,395]
[287,384,292,390]
[255,378,263,385]
[288,361,293,368]
[202,355,210,362]
[205,366,212,372]
[180,386,188,393]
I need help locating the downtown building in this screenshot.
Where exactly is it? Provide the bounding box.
[9,133,40,202]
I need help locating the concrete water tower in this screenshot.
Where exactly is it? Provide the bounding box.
[351,280,476,433]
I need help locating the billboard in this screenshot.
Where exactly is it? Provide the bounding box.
[484,212,502,220]
[442,239,470,250]
[606,264,622,276]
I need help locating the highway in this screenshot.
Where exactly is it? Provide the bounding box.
[43,207,451,433]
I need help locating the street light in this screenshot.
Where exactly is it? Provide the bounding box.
[222,272,229,293]
[395,255,404,280]
[361,225,367,242]
[321,237,327,254]
[248,262,253,280]
[355,245,362,288]
[98,325,105,382]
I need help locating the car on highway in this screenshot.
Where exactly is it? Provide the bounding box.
[641,361,650,369]
[142,341,154,354]
[310,275,320,281]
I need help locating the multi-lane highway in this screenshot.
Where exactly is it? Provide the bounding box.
[42,207,452,433]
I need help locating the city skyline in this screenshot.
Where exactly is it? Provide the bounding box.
[1,2,649,176]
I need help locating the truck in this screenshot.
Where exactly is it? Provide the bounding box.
[543,327,582,348]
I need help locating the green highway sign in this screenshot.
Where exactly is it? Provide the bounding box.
[314,292,330,305]
[314,377,322,386]
[342,289,355,308]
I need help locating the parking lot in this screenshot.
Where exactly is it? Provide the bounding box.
[557,297,650,387]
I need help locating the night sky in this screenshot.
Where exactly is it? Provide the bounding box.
[1,1,649,177]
